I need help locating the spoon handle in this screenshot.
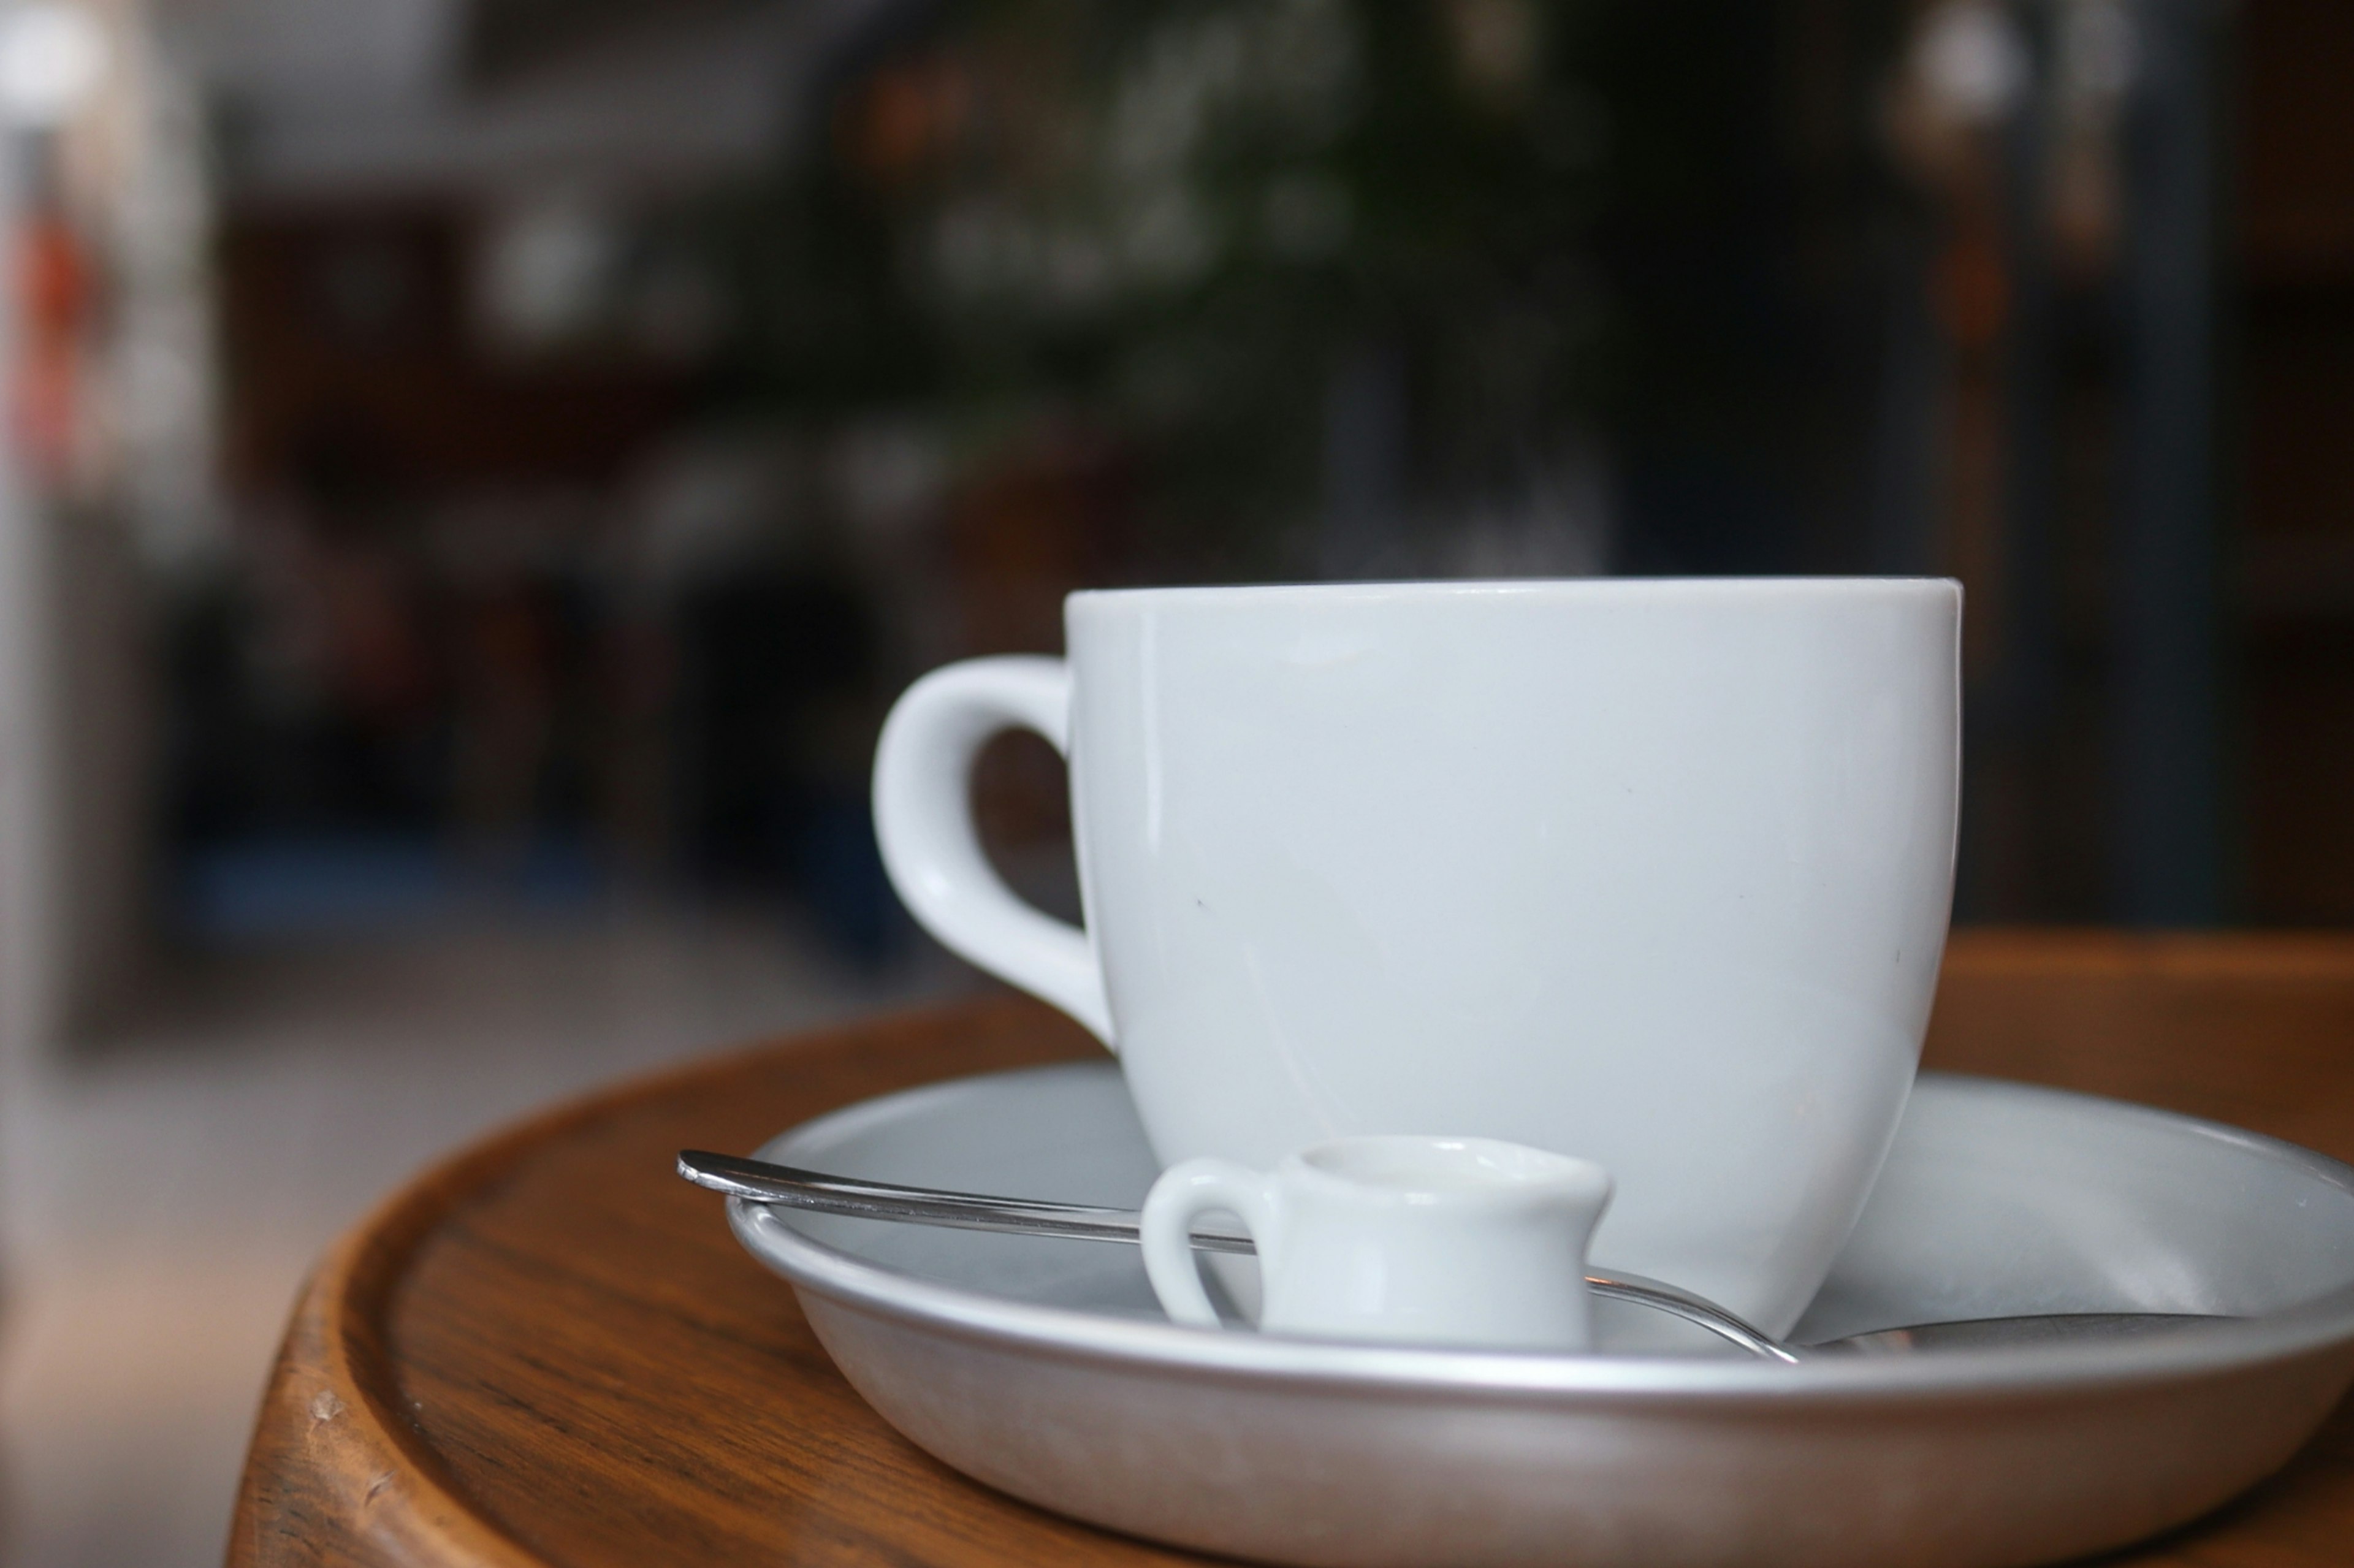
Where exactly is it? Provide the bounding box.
[680,1149,1255,1252]
[677,1149,1800,1363]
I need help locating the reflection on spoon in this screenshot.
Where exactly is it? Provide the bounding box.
[678,1149,2225,1363]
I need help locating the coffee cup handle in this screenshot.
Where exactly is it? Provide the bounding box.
[1140,1159,1278,1330]
[872,655,1114,1044]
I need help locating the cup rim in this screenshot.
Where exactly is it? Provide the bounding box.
[1068,576,1960,614]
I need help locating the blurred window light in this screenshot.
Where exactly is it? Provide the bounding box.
[2058,0,2136,104]
[0,1,106,128]
[1108,13,1246,179]
[1915,0,2030,127]
[476,195,618,349]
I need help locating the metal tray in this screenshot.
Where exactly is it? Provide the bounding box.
[731,1064,2354,1567]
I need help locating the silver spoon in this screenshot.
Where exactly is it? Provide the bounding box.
[679,1149,2221,1363]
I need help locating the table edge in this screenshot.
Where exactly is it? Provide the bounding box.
[225,992,1037,1567]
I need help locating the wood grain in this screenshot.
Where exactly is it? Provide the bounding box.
[231,932,2354,1567]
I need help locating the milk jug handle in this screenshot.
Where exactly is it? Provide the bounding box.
[1140,1160,1278,1330]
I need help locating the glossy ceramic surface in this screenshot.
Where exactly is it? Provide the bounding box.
[732,1062,2354,1568]
[1140,1138,1612,1350]
[872,579,1961,1333]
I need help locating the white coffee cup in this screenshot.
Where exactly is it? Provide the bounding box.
[874,579,1960,1335]
[1140,1136,1613,1350]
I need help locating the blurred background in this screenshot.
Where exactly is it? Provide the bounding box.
[0,0,2341,1560]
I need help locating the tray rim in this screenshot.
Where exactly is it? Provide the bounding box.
[731,1064,2354,1402]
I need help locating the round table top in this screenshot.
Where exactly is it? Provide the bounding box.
[230,931,2354,1567]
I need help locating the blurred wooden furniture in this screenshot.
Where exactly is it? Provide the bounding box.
[2243,0,2354,923]
[229,929,2354,1567]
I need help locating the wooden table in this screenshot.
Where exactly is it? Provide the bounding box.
[230,931,2354,1567]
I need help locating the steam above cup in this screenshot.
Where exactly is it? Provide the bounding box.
[1141,1136,1614,1352]
[873,579,1960,1335]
